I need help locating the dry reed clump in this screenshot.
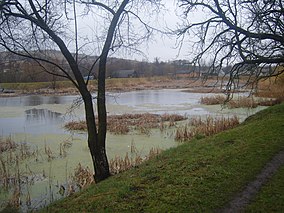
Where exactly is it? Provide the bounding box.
[228,96,282,108]
[65,113,187,135]
[228,97,259,108]
[108,113,186,135]
[200,95,227,105]
[109,147,162,175]
[175,115,240,142]
[71,163,94,189]
[200,95,281,108]
[64,120,87,131]
[257,98,282,106]
[0,136,17,153]
[109,153,141,174]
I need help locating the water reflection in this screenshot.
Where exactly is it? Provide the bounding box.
[25,108,62,123]
[22,96,72,106]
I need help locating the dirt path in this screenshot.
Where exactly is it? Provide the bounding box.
[221,150,284,212]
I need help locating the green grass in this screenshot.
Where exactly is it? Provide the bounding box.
[40,103,284,212]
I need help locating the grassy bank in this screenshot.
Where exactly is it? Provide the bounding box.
[37,103,284,212]
[246,165,284,212]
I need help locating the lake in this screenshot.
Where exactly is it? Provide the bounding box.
[0,89,265,211]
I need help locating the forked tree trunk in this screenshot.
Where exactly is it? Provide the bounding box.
[82,91,110,182]
[0,0,129,183]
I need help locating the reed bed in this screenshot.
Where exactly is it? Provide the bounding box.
[0,135,75,210]
[200,95,227,105]
[65,113,187,135]
[69,145,162,191]
[175,115,240,142]
[0,138,43,191]
[0,135,74,205]
[256,72,284,99]
[64,121,87,131]
[228,97,259,108]
[200,95,281,108]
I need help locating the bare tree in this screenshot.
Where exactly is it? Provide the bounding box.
[177,0,284,91]
[0,0,160,182]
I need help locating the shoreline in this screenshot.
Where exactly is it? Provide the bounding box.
[0,78,238,98]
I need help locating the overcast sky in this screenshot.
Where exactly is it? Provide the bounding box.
[128,1,188,62]
[77,1,188,62]
[138,1,186,62]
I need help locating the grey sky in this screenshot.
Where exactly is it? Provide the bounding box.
[128,1,187,62]
[77,1,187,62]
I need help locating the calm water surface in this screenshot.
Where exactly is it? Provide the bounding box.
[0,89,212,135]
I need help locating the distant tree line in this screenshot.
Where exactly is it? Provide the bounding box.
[0,50,204,83]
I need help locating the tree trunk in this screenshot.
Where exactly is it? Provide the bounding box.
[83,91,110,182]
[92,0,129,182]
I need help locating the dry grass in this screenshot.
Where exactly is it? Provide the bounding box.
[175,115,240,142]
[65,113,187,135]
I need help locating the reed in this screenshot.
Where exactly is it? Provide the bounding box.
[71,163,94,189]
[59,139,72,157]
[44,145,54,161]
[64,120,87,131]
[228,96,258,108]
[109,147,162,175]
[175,115,240,142]
[9,186,21,208]
[0,136,76,210]
[256,72,284,99]
[200,95,227,105]
[0,136,17,153]
[0,156,9,190]
[200,95,280,108]
[65,113,187,135]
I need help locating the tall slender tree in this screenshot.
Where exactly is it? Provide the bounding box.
[0,0,160,182]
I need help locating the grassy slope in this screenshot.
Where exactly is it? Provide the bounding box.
[42,103,284,212]
[246,165,284,212]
